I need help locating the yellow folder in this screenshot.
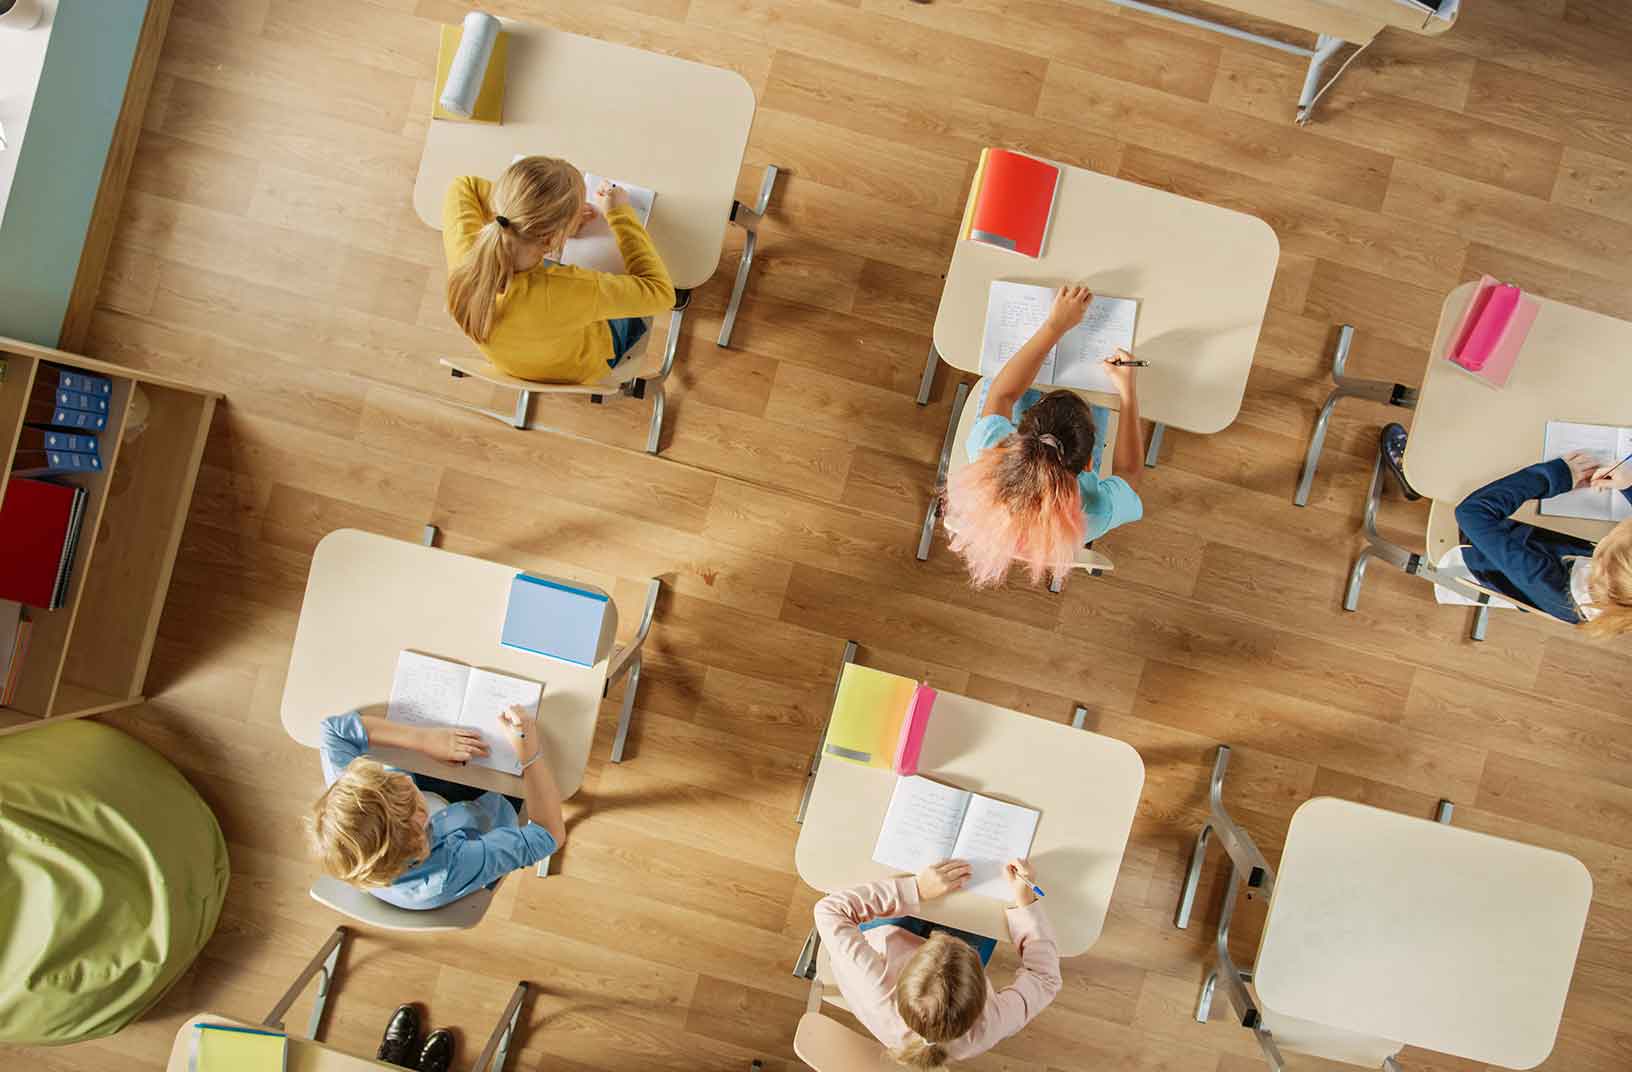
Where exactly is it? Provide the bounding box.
[194,1023,287,1071]
[825,663,918,769]
[432,24,508,124]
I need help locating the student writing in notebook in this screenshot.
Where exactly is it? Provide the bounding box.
[945,285,1146,587]
[1454,452,1632,634]
[813,858,1061,1069]
[307,705,566,910]
[443,155,675,383]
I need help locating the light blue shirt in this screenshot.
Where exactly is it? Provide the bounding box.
[319,713,557,911]
[968,379,1143,543]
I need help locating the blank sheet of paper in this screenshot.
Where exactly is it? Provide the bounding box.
[952,795,1041,900]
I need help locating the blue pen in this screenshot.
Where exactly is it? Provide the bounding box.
[1030,883,1046,898]
[1596,451,1632,482]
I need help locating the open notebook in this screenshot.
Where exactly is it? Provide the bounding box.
[1539,421,1632,523]
[873,775,1040,900]
[386,651,541,775]
[562,173,656,274]
[980,280,1137,395]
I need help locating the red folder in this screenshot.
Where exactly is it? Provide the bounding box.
[960,148,1061,259]
[0,478,81,609]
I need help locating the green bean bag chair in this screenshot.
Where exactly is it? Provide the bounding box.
[0,719,229,1044]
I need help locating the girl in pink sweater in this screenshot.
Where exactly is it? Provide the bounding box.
[813,858,1062,1068]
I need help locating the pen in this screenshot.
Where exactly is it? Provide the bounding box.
[1109,358,1149,367]
[1030,884,1046,898]
[1596,451,1632,482]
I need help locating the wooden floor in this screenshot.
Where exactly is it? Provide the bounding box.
[13,0,1632,1069]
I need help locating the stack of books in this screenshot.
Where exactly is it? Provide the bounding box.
[0,477,89,611]
[24,365,113,434]
[0,601,29,706]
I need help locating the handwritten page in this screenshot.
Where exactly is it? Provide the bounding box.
[559,171,656,275]
[387,651,471,728]
[386,651,543,776]
[872,776,971,875]
[951,796,1041,900]
[979,280,1135,394]
[1539,421,1632,522]
[459,669,542,775]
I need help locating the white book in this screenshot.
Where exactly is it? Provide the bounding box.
[872,775,1041,901]
[1538,421,1632,523]
[386,650,542,775]
[561,172,655,275]
[979,280,1138,396]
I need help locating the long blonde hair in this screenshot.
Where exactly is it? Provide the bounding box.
[308,760,427,887]
[446,156,586,343]
[1583,519,1632,639]
[890,932,987,1069]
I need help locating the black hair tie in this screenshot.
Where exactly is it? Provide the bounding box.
[494,215,510,230]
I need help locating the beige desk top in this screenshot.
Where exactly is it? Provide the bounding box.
[1206,0,1455,43]
[412,20,756,290]
[280,529,614,799]
[1404,282,1632,544]
[1255,798,1591,1069]
[168,1016,393,1072]
[795,692,1145,957]
[934,166,1279,434]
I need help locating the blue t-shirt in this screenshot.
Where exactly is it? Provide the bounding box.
[967,379,1143,543]
[319,712,557,910]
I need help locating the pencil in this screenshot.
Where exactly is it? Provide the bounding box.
[1597,451,1632,482]
[1109,359,1149,367]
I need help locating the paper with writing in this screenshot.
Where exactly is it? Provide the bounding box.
[951,795,1041,900]
[385,651,542,775]
[1539,421,1632,523]
[979,280,1136,394]
[872,776,971,876]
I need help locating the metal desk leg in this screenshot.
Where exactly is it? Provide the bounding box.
[607,578,661,763]
[472,981,528,1072]
[917,381,971,562]
[1471,594,1491,642]
[264,927,348,1040]
[1072,705,1088,730]
[718,166,779,348]
[793,927,821,979]
[798,641,857,823]
[1294,326,1418,507]
[916,342,939,406]
[1435,799,1454,824]
[1176,745,1277,932]
[1145,421,1164,468]
[1294,34,1347,126]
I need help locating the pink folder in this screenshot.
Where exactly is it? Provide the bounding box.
[1446,275,1538,389]
[892,685,937,776]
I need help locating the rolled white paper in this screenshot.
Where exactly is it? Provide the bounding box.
[438,11,500,119]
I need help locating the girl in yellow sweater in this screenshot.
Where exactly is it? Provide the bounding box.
[443,156,676,383]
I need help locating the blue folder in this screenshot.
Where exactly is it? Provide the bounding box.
[501,574,609,666]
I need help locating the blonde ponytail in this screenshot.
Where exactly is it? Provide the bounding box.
[1583,519,1632,639]
[889,931,987,1069]
[446,155,586,344]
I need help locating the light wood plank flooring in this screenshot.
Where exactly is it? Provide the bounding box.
[10,0,1632,1069]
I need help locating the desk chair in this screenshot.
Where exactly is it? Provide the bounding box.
[918,381,1116,592]
[784,941,897,1071]
[442,299,683,454]
[1173,746,1449,1072]
[1344,432,1539,641]
[1294,325,1418,507]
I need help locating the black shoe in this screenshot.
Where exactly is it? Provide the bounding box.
[418,1028,457,1072]
[1380,422,1422,501]
[377,1004,422,1068]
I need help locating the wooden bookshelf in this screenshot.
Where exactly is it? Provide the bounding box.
[0,334,217,733]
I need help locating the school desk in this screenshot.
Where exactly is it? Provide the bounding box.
[1102,0,1455,125]
[1178,760,1589,1070]
[167,929,527,1072]
[917,164,1278,554]
[794,648,1145,958]
[279,528,660,799]
[412,20,774,347]
[1340,284,1632,625]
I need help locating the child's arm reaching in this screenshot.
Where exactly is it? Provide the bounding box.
[593,181,676,318]
[984,286,1091,419]
[355,714,490,765]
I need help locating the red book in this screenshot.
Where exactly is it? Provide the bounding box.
[959,148,1062,259]
[0,477,85,609]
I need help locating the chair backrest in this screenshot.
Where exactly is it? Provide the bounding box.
[943,389,1117,577]
[1257,1007,1402,1069]
[792,1013,899,1072]
[1424,499,1535,615]
[440,323,652,394]
[309,875,495,932]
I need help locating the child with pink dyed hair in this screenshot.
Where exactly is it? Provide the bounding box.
[944,285,1146,588]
